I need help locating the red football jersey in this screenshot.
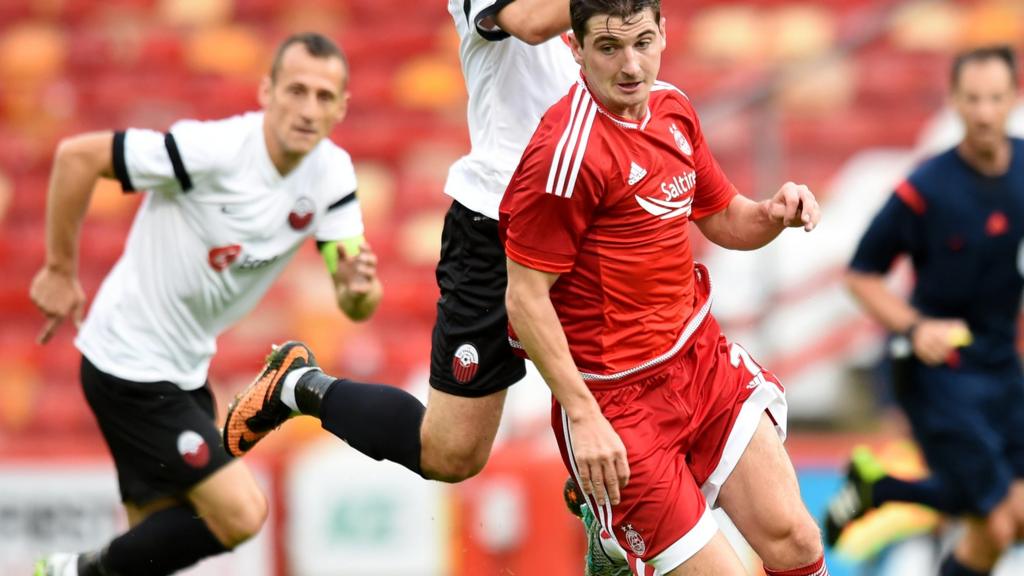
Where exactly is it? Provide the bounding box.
[500,78,736,378]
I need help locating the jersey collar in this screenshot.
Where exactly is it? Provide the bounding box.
[578,75,652,131]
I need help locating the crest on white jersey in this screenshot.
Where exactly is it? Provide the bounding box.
[288,196,315,231]
[669,123,692,156]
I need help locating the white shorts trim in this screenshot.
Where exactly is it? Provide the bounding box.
[700,372,788,507]
[560,407,616,535]
[647,504,718,574]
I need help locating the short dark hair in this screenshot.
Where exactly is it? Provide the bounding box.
[269,32,348,84]
[570,0,662,46]
[951,45,1018,90]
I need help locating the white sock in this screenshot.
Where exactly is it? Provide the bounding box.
[46,553,79,576]
[281,367,320,412]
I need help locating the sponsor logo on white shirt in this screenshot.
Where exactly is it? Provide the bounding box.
[208,244,241,271]
[238,253,282,271]
[207,245,281,272]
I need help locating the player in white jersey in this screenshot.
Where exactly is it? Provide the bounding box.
[226,0,573,470]
[29,33,381,576]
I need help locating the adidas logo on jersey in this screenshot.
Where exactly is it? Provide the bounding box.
[627,162,648,185]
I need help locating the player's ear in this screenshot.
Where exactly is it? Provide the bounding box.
[258,76,272,108]
[660,17,668,49]
[569,32,584,67]
[333,90,350,126]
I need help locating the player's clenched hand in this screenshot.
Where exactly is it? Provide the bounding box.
[912,318,971,366]
[30,266,85,344]
[568,410,630,507]
[334,242,378,296]
[767,182,820,232]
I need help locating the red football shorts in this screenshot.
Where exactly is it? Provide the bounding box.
[551,267,787,574]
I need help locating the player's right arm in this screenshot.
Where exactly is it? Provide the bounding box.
[847,185,969,365]
[30,132,116,344]
[505,259,629,507]
[491,0,570,45]
[500,102,627,506]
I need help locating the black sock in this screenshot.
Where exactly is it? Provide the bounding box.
[301,374,426,476]
[294,369,338,417]
[940,555,990,576]
[873,476,960,513]
[78,505,228,576]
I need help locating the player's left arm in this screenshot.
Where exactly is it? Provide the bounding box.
[677,93,819,249]
[321,237,382,322]
[695,182,820,250]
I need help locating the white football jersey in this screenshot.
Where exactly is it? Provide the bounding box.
[76,112,364,390]
[444,0,578,219]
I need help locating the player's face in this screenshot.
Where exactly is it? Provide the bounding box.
[570,9,666,121]
[952,58,1017,153]
[260,44,349,161]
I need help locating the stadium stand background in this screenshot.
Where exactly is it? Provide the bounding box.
[1,0,1023,574]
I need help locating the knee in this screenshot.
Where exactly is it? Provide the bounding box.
[759,513,823,570]
[952,519,1003,570]
[206,489,268,548]
[420,442,490,483]
[982,507,1016,553]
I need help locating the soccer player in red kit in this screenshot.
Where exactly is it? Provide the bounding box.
[500,0,829,574]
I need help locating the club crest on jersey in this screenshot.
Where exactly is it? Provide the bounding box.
[288,196,316,231]
[177,430,210,469]
[623,524,646,556]
[669,123,692,156]
[208,244,242,271]
[452,343,480,383]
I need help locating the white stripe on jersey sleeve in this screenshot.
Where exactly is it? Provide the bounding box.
[553,96,592,197]
[564,103,598,199]
[546,85,586,194]
[651,80,689,99]
[548,86,597,198]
